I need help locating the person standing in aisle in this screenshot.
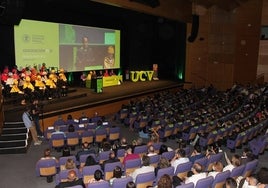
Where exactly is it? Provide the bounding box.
[22,106,42,145]
[31,98,43,138]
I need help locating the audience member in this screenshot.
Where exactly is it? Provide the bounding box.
[79,155,98,172]
[109,166,125,186]
[102,150,120,170]
[223,177,237,188]
[76,142,96,161]
[123,146,140,166]
[171,149,189,173]
[88,169,104,184]
[126,181,136,188]
[172,162,206,187]
[40,148,58,162]
[147,145,158,156]
[223,153,241,172]
[55,169,85,188]
[130,155,155,182]
[155,157,170,176]
[61,158,76,171]
[189,145,204,163]
[157,174,173,188]
[207,161,223,178]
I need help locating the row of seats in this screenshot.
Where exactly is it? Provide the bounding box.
[36,154,259,188]
[46,126,121,150]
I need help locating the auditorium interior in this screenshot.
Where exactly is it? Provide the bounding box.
[0,0,268,188]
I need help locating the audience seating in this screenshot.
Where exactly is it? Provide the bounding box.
[112,176,133,188]
[174,161,193,180]
[195,176,214,188]
[103,161,122,180]
[35,158,58,183]
[175,182,194,188]
[124,158,142,175]
[133,145,148,158]
[80,130,94,144]
[49,133,65,150]
[211,170,231,188]
[229,164,246,180]
[135,171,155,188]
[87,180,110,188]
[82,165,102,184]
[242,159,258,178]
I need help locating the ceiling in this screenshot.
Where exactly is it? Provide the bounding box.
[191,0,249,11]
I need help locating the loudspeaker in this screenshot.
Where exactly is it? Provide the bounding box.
[0,0,24,25]
[188,14,199,43]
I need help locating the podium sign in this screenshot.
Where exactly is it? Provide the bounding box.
[96,77,103,93]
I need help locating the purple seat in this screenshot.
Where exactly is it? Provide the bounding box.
[79,154,98,167]
[242,159,258,177]
[98,150,111,165]
[66,132,80,149]
[108,127,120,142]
[206,152,223,171]
[103,161,122,180]
[53,119,66,126]
[35,158,58,177]
[49,133,65,150]
[195,175,214,188]
[211,170,231,188]
[55,168,81,185]
[155,166,174,184]
[94,128,107,144]
[230,164,246,179]
[152,142,162,154]
[227,133,245,152]
[158,124,174,141]
[35,158,58,183]
[133,145,148,158]
[174,161,193,180]
[112,176,133,188]
[199,132,217,149]
[149,154,160,168]
[58,155,78,170]
[249,136,268,157]
[124,158,142,175]
[87,180,110,188]
[194,157,208,168]
[161,150,175,161]
[116,148,125,163]
[175,182,194,188]
[182,126,198,143]
[135,171,155,188]
[82,165,102,184]
[81,130,94,144]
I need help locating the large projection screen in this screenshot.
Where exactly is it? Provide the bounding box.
[14,19,120,72]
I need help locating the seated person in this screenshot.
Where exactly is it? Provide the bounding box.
[55,169,85,188]
[88,169,104,184]
[130,155,155,182]
[61,158,76,171]
[109,166,125,186]
[102,150,120,170]
[172,162,207,187]
[76,142,96,161]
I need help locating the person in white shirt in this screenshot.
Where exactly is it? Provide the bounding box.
[147,145,158,156]
[223,152,241,172]
[171,149,189,173]
[208,161,223,178]
[130,155,155,182]
[185,162,207,186]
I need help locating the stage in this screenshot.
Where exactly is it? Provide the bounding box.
[3,79,184,122]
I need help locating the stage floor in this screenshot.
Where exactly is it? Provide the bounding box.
[3,79,183,121]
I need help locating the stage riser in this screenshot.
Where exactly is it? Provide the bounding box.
[0,122,29,154]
